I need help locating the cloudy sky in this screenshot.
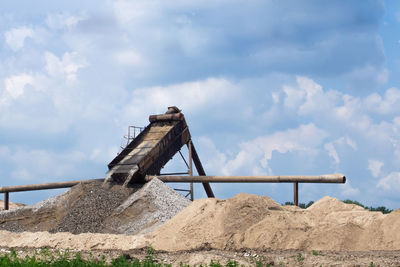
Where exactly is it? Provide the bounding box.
[1,0,400,208]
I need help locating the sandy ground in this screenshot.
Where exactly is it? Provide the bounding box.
[147,194,400,251]
[1,185,400,266]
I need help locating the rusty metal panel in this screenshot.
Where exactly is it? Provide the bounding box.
[105,109,193,186]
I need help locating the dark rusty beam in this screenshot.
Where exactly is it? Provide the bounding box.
[189,142,215,198]
[146,174,346,183]
[4,192,9,210]
[0,179,104,193]
[188,140,194,201]
[294,182,299,206]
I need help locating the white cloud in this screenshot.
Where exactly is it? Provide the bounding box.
[90,147,119,164]
[283,84,305,110]
[346,64,389,87]
[377,172,400,192]
[283,76,342,116]
[223,123,328,175]
[4,26,34,51]
[343,137,358,151]
[3,74,34,99]
[45,52,87,81]
[368,160,384,178]
[123,77,240,124]
[341,182,360,197]
[46,13,86,29]
[114,50,143,66]
[9,148,87,182]
[364,87,400,115]
[324,142,340,164]
[113,0,155,24]
[197,137,227,175]
[324,136,358,165]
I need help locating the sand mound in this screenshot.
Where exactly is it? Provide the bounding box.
[0,230,147,251]
[0,178,190,235]
[148,193,400,251]
[307,196,365,213]
[1,188,400,252]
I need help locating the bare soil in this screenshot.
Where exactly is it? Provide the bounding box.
[1,181,400,266]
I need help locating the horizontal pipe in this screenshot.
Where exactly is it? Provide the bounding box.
[159,172,189,176]
[146,174,346,183]
[0,179,104,193]
[0,174,345,194]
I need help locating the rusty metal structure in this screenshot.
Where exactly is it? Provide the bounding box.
[1,106,346,210]
[104,106,215,198]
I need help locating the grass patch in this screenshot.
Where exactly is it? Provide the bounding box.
[0,248,272,267]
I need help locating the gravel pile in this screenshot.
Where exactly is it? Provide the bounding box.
[0,178,191,235]
[50,182,138,234]
[102,177,191,235]
[0,189,72,232]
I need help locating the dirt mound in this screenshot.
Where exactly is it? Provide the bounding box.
[1,190,400,252]
[147,193,400,251]
[0,230,147,251]
[307,196,365,213]
[0,178,190,235]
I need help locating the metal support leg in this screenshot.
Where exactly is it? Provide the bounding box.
[188,142,215,198]
[188,140,194,201]
[4,192,9,210]
[294,182,298,206]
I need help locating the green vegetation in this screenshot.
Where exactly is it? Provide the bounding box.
[283,200,393,214]
[283,201,314,209]
[312,250,319,256]
[296,253,304,262]
[342,200,392,214]
[0,248,273,267]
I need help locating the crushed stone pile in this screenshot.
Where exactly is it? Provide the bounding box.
[0,178,190,235]
[102,177,191,235]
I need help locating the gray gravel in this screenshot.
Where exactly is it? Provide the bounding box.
[0,189,72,232]
[50,182,138,234]
[0,178,191,235]
[103,177,191,235]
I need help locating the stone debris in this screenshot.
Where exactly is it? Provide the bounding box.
[0,178,191,235]
[102,177,191,235]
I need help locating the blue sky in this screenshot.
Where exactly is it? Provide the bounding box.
[1,0,400,209]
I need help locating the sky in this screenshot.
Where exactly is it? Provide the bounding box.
[1,0,400,209]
